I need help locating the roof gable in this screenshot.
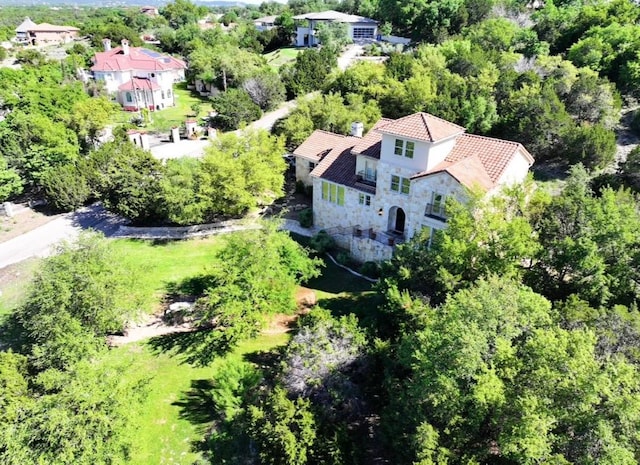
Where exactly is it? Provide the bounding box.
[91,46,186,72]
[293,130,349,161]
[378,112,465,143]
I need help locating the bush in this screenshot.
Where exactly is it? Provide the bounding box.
[298,208,313,228]
[41,163,90,212]
[336,251,352,266]
[211,89,262,131]
[309,230,335,254]
[360,261,381,279]
[295,180,306,194]
[631,110,640,136]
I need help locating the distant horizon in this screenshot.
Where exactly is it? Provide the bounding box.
[0,0,289,7]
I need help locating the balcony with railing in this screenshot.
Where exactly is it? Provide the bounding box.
[352,226,406,246]
[424,203,447,221]
[356,170,377,187]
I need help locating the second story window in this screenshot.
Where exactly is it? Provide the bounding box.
[125,92,132,103]
[309,161,316,170]
[394,139,415,159]
[358,193,371,206]
[391,175,410,195]
[322,181,345,206]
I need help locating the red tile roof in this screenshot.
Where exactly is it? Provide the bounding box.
[91,46,186,72]
[378,112,465,142]
[412,134,534,189]
[296,112,533,194]
[29,23,79,32]
[292,130,349,161]
[118,77,161,91]
[310,137,375,194]
[351,118,394,159]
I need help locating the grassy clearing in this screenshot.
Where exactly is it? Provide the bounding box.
[111,332,290,465]
[0,259,39,319]
[111,236,224,313]
[264,47,302,71]
[111,82,212,133]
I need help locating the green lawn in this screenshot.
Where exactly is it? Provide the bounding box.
[111,237,224,313]
[0,232,375,463]
[112,82,211,133]
[0,259,39,319]
[111,332,290,465]
[264,47,302,71]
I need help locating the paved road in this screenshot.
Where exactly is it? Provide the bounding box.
[150,46,364,161]
[0,47,367,270]
[0,204,124,270]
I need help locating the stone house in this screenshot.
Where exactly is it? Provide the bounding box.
[91,39,186,112]
[293,112,534,262]
[293,10,378,47]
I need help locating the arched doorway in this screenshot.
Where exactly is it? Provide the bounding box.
[388,206,406,234]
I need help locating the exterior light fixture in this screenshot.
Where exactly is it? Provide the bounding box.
[378,208,384,216]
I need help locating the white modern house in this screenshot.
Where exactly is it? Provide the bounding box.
[253,15,278,32]
[293,10,378,47]
[293,112,534,262]
[91,39,186,112]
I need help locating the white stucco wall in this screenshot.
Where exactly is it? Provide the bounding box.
[379,134,458,172]
[496,149,532,186]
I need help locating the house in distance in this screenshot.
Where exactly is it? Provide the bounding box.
[15,17,79,46]
[293,10,378,47]
[91,39,186,112]
[293,112,534,262]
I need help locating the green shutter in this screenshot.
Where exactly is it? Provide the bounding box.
[322,181,328,200]
[337,186,345,206]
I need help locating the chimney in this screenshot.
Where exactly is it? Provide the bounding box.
[102,38,111,51]
[351,121,364,138]
[121,39,130,55]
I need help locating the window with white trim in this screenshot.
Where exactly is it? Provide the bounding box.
[125,92,132,103]
[321,181,345,206]
[358,193,371,206]
[393,139,415,158]
[391,175,410,195]
[425,192,446,219]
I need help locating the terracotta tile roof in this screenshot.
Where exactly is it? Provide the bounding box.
[412,134,534,190]
[351,118,394,159]
[292,130,349,161]
[29,23,79,32]
[310,138,375,194]
[91,47,186,72]
[378,112,465,142]
[118,77,161,91]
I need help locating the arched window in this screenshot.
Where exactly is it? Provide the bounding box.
[125,92,132,103]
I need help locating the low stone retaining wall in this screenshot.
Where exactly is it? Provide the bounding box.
[114,219,260,239]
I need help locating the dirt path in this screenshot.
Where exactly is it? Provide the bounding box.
[614,108,640,168]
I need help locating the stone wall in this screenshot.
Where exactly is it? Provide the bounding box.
[350,235,393,262]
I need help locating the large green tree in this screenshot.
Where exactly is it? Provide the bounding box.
[17,232,140,371]
[385,276,640,464]
[190,224,321,359]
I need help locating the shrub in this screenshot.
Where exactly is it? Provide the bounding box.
[310,230,335,254]
[298,208,313,228]
[360,261,381,279]
[336,251,352,266]
[41,163,90,212]
[295,180,306,194]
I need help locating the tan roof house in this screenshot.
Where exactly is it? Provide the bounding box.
[15,17,79,45]
[293,112,534,262]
